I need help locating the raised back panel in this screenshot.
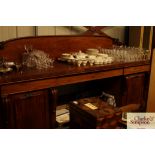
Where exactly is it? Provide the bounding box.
[0,35,113,62]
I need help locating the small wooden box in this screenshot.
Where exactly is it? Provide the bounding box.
[70,97,122,129]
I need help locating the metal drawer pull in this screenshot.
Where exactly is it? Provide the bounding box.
[19,93,41,99]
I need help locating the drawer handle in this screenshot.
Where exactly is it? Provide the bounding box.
[19,93,40,99]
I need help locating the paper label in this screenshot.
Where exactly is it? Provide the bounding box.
[56,113,70,123]
[84,103,98,110]
[127,113,155,129]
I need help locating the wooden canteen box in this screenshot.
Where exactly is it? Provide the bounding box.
[70,96,122,129]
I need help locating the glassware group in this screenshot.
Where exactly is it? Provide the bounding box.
[100,45,151,63]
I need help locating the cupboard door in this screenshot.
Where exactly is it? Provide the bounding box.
[123,73,145,109]
[0,99,2,128]
[3,90,51,129]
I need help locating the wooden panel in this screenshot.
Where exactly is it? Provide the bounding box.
[0,35,113,61]
[0,102,2,128]
[56,26,72,35]
[0,26,17,41]
[36,26,55,35]
[128,26,141,47]
[2,90,50,128]
[147,50,155,112]
[1,69,123,96]
[152,27,155,50]
[128,26,153,50]
[139,26,144,48]
[103,27,126,43]
[71,26,87,35]
[16,26,35,37]
[149,27,153,51]
[142,26,153,50]
[124,73,145,106]
[124,65,150,75]
[143,27,151,50]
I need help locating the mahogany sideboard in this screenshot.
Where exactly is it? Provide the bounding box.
[0,35,151,129]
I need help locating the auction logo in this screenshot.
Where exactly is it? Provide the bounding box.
[127,113,155,129]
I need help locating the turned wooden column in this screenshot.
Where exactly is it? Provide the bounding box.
[147,49,155,112]
[49,88,58,128]
[0,88,2,128]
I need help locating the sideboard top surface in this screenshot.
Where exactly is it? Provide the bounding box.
[0,35,151,86]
